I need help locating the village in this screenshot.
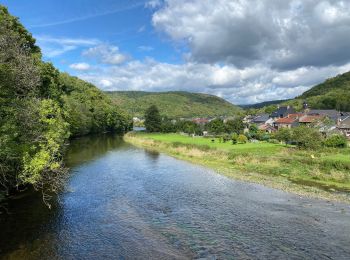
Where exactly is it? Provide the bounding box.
[133,102,350,141]
[244,102,350,139]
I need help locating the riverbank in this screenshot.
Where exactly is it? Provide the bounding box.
[124,132,350,203]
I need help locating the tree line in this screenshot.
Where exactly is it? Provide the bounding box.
[144,105,348,149]
[0,6,132,203]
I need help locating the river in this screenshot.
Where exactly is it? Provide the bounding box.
[0,134,349,259]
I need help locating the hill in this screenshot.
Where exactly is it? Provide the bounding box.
[240,99,290,109]
[107,91,242,118]
[297,71,350,111]
[246,71,350,113]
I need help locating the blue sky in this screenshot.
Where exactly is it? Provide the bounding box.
[2,0,350,104]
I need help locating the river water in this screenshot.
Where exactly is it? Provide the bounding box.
[0,134,350,259]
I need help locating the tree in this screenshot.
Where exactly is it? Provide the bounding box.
[292,126,323,150]
[275,128,292,145]
[225,118,244,134]
[144,105,161,132]
[324,134,348,148]
[206,118,225,135]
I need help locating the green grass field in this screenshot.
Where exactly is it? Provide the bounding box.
[137,133,280,150]
[126,133,350,202]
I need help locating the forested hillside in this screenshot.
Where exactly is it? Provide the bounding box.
[297,71,350,111]
[108,91,242,118]
[0,6,131,202]
[245,71,350,114]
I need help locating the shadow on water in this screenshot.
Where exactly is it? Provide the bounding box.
[64,133,128,168]
[0,134,127,258]
[1,133,350,259]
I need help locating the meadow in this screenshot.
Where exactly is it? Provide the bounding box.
[125,132,350,202]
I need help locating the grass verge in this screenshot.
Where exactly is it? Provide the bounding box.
[125,132,350,203]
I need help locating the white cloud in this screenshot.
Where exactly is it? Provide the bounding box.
[75,60,350,104]
[69,62,91,71]
[145,0,163,9]
[82,44,128,65]
[36,35,99,58]
[152,0,350,69]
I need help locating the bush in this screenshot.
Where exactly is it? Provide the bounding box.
[231,133,238,144]
[237,134,248,144]
[324,134,348,148]
[292,126,323,150]
[268,139,280,144]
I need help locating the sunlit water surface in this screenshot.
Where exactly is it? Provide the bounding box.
[1,135,350,259]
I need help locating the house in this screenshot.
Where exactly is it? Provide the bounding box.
[243,115,254,124]
[273,114,302,129]
[337,116,350,139]
[251,114,270,125]
[192,118,209,125]
[273,117,299,130]
[258,124,277,133]
[307,110,340,122]
[298,115,324,126]
[270,106,295,119]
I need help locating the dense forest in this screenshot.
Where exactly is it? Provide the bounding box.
[0,6,132,202]
[107,91,242,118]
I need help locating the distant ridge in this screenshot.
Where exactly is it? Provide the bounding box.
[107,91,242,118]
[240,99,291,109]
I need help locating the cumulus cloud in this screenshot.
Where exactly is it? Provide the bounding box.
[76,60,350,104]
[82,44,128,65]
[152,0,350,70]
[69,62,91,71]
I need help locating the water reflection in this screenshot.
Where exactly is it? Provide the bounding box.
[144,149,160,162]
[0,134,350,259]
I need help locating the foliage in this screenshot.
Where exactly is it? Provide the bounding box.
[225,117,244,134]
[237,134,248,144]
[0,6,131,203]
[176,120,202,135]
[144,105,162,132]
[107,91,242,118]
[275,128,292,144]
[206,118,225,135]
[292,126,323,150]
[324,135,348,148]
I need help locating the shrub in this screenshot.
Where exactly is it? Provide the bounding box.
[275,128,292,144]
[268,139,280,144]
[292,126,323,150]
[324,134,348,148]
[231,133,238,144]
[237,134,248,144]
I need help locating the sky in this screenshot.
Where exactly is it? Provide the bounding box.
[2,0,350,104]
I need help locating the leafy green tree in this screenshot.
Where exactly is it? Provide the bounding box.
[144,105,161,132]
[324,135,348,148]
[292,126,323,150]
[275,128,292,145]
[225,118,244,134]
[206,118,225,135]
[0,6,132,205]
[160,117,176,133]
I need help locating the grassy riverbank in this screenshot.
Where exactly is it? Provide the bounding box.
[125,132,350,203]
